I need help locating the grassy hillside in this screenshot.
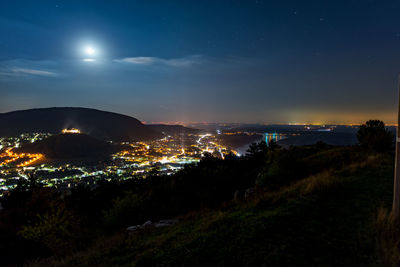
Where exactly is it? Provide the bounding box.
[31,151,395,266]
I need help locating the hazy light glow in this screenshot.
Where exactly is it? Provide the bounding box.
[83,58,95,62]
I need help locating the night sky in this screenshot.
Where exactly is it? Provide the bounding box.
[1,0,400,124]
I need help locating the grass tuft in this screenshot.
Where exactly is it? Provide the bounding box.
[255,170,342,208]
[374,207,400,266]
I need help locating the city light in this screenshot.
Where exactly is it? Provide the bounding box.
[0,148,43,167]
[62,128,81,134]
[0,131,240,197]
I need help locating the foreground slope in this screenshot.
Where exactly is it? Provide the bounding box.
[36,151,394,266]
[0,107,162,141]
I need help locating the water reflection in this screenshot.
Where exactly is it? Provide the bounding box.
[264,133,286,145]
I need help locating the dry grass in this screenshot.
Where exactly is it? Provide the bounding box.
[374,207,400,267]
[303,171,342,194]
[342,153,392,175]
[27,232,127,267]
[255,170,342,208]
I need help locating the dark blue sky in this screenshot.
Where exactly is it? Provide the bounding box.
[1,0,400,124]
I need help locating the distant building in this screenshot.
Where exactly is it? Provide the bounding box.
[62,128,81,134]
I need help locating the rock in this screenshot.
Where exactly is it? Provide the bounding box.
[233,190,241,201]
[142,220,153,227]
[127,219,178,232]
[126,225,139,231]
[159,219,178,224]
[154,223,171,228]
[127,221,152,232]
[245,187,255,200]
[155,219,178,227]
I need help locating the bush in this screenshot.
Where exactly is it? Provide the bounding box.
[103,193,147,228]
[19,205,77,254]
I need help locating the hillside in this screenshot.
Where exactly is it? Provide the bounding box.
[0,107,163,141]
[38,150,394,266]
[16,133,122,159]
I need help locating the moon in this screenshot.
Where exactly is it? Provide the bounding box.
[85,46,95,55]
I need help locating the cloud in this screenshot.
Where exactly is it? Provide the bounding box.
[114,55,202,67]
[0,59,59,78]
[11,68,57,76]
[117,57,155,65]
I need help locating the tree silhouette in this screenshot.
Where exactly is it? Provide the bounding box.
[246,140,268,158]
[357,120,394,152]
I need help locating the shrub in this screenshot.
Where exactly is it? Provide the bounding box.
[103,193,147,228]
[256,149,307,187]
[19,205,76,254]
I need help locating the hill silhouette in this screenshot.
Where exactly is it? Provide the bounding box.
[0,107,163,141]
[17,133,121,159]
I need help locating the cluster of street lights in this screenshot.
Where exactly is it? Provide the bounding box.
[0,148,43,168]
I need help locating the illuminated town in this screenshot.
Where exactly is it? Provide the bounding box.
[0,130,240,197]
[0,123,362,197]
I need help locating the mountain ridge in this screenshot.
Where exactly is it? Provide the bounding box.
[0,107,163,141]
